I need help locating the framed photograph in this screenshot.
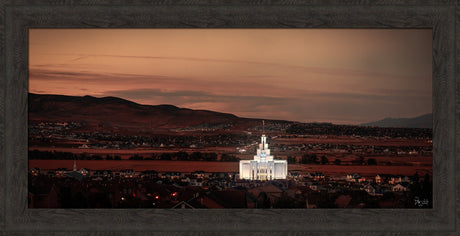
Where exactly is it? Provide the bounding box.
[27,28,433,210]
[1,1,457,234]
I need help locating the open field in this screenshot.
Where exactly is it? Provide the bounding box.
[29,133,432,178]
[28,146,237,158]
[29,159,432,177]
[29,146,432,166]
[29,160,238,172]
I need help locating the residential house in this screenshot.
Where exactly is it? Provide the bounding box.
[93,170,113,179]
[389,176,403,185]
[190,178,203,187]
[120,169,135,178]
[79,168,90,177]
[192,170,205,179]
[163,172,182,180]
[392,183,409,192]
[139,170,158,178]
[30,167,40,176]
[346,173,361,182]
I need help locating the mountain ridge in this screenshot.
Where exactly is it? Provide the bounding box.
[29,93,432,133]
[28,93,262,133]
[360,113,432,129]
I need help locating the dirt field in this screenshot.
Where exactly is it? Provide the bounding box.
[29,160,239,172]
[29,135,432,177]
[29,159,431,177]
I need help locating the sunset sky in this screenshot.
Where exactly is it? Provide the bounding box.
[29,29,432,124]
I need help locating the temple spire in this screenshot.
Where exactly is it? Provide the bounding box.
[262,120,265,134]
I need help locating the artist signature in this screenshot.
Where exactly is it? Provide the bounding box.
[414,196,429,207]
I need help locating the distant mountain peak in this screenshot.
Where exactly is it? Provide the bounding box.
[361,113,432,129]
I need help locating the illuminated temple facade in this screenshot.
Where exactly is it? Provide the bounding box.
[239,130,287,180]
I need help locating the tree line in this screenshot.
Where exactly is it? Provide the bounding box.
[286,154,377,166]
[28,150,240,162]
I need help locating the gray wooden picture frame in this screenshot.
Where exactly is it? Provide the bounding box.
[0,0,458,235]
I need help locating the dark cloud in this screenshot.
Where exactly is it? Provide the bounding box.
[40,53,422,81]
[29,68,177,84]
[30,69,99,79]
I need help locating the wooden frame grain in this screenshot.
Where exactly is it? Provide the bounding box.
[0,1,458,235]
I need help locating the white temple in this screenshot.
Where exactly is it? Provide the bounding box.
[239,121,287,180]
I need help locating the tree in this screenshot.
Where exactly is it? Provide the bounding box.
[412,172,419,183]
[256,192,271,208]
[352,156,365,165]
[160,153,172,160]
[221,153,240,162]
[310,154,319,164]
[287,156,297,164]
[190,152,202,161]
[320,156,329,165]
[176,151,189,161]
[203,152,218,161]
[300,155,308,164]
[129,154,143,160]
[80,153,91,160]
[367,158,377,165]
[333,158,341,165]
[301,154,318,164]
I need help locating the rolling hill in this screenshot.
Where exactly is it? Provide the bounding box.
[28,93,432,140]
[29,93,251,132]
